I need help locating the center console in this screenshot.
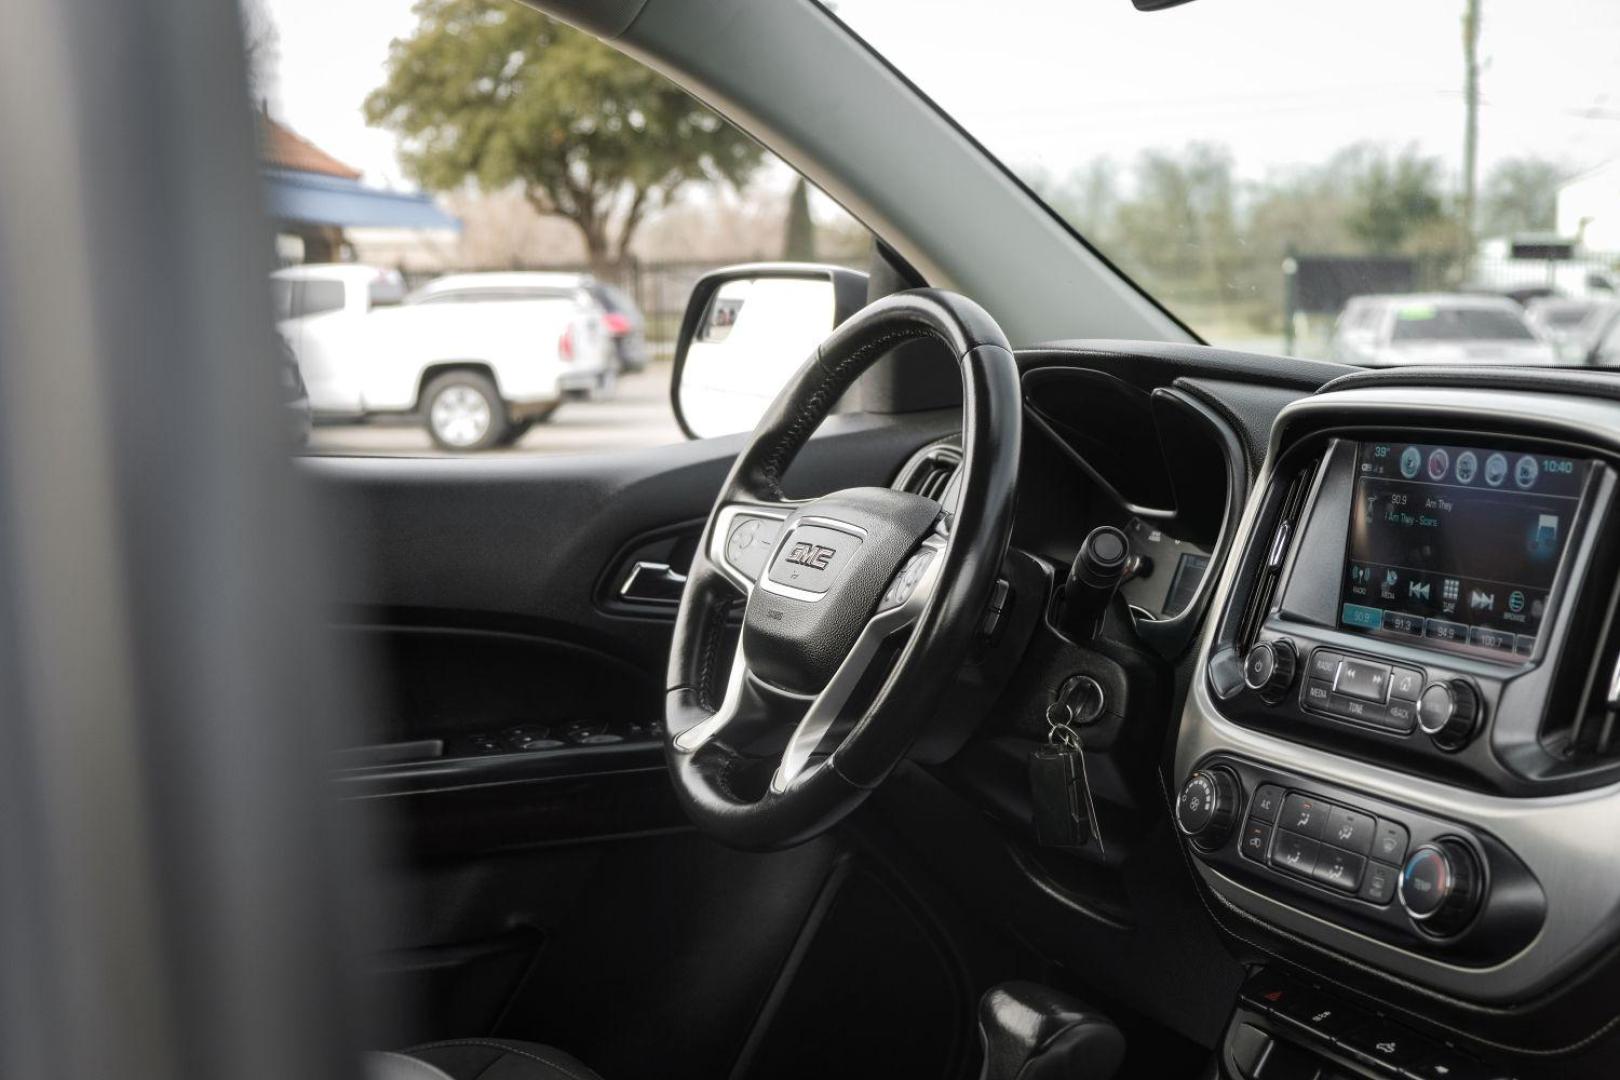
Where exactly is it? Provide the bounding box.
[1176,384,1620,1038]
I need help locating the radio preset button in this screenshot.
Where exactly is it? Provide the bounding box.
[1335,657,1392,702]
[1280,793,1330,839]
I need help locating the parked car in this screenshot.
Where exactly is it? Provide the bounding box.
[1527,297,1614,363]
[1331,293,1558,367]
[276,333,311,447]
[274,264,615,450]
[412,271,650,374]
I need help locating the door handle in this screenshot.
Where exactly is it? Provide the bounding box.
[619,561,689,605]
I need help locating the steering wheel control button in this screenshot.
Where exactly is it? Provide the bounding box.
[766,523,862,594]
[1400,840,1483,935]
[1239,819,1272,862]
[1279,793,1329,840]
[880,549,935,611]
[1269,831,1320,878]
[1359,860,1399,905]
[1334,657,1392,702]
[1176,768,1239,848]
[1323,806,1375,856]
[1418,679,1481,750]
[1250,784,1285,823]
[1372,819,1409,864]
[1243,639,1297,703]
[1311,845,1366,892]
[724,517,781,580]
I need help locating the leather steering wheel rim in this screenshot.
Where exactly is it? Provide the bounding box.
[664,288,1021,850]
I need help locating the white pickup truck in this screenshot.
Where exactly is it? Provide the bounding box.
[272,265,616,450]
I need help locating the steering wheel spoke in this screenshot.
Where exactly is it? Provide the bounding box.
[771,534,946,793]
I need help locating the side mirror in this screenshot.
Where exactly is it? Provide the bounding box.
[670,263,869,439]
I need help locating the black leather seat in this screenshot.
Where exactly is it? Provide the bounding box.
[368,1039,604,1080]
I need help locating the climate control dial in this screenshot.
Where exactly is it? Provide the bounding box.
[1400,839,1483,936]
[1176,767,1240,849]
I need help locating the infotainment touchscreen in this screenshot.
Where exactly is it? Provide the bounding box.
[1339,439,1590,660]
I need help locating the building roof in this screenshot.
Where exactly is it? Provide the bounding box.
[258,112,362,180]
[263,168,459,232]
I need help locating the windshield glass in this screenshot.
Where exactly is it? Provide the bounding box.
[1389,305,1535,342]
[829,0,1620,363]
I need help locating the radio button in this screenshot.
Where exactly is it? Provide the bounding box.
[1372,820,1409,864]
[1360,860,1398,905]
[1251,784,1285,822]
[1271,831,1320,876]
[1280,793,1330,839]
[1307,648,1342,682]
[1312,846,1366,892]
[1335,657,1392,701]
[1390,666,1425,701]
[1324,806,1375,855]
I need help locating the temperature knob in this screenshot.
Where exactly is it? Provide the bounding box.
[1400,840,1484,936]
[1176,768,1240,849]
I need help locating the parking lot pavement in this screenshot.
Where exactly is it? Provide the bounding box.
[304,362,685,457]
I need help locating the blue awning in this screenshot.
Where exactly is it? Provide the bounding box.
[263,168,460,231]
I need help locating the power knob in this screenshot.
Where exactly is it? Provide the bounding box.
[1176,767,1240,850]
[1417,680,1481,750]
[1243,640,1297,704]
[1400,839,1484,937]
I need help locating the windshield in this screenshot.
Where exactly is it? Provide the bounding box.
[830,0,1620,363]
[1389,306,1535,343]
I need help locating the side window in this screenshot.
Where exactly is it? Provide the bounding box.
[296,280,346,318]
[253,0,870,455]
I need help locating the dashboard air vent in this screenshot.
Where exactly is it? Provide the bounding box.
[1235,457,1320,653]
[1555,580,1620,763]
[896,445,962,502]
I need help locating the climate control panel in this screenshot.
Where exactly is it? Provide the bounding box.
[1177,755,1545,963]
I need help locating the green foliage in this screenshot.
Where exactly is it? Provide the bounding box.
[364,0,764,267]
[782,175,816,261]
[1482,157,1572,238]
[1340,145,1451,255]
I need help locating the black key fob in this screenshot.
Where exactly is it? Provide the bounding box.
[1029,745,1090,849]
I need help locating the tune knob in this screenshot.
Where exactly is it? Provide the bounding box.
[1176,767,1240,849]
[1243,640,1297,704]
[1400,840,1483,936]
[1417,680,1481,750]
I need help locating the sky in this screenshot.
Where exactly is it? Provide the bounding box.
[260,0,1620,194]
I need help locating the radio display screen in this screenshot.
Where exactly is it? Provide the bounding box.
[1339,440,1589,660]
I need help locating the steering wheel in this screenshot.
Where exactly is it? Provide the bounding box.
[665,290,1022,850]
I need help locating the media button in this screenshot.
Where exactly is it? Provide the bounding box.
[1424,618,1467,643]
[1469,626,1516,653]
[1302,680,1333,710]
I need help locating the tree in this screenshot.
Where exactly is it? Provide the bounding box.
[364,0,764,271]
[782,176,816,261]
[1481,157,1572,238]
[1341,145,1451,255]
[1113,143,1242,301]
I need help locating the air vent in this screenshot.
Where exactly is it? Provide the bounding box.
[895,445,962,502]
[1235,457,1320,652]
[1552,577,1620,763]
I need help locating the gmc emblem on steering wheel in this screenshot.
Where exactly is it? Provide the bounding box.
[784,541,836,570]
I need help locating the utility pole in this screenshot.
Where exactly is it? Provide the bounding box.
[1461,0,1482,276]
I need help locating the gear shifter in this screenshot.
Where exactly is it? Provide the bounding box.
[977,981,1125,1080]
